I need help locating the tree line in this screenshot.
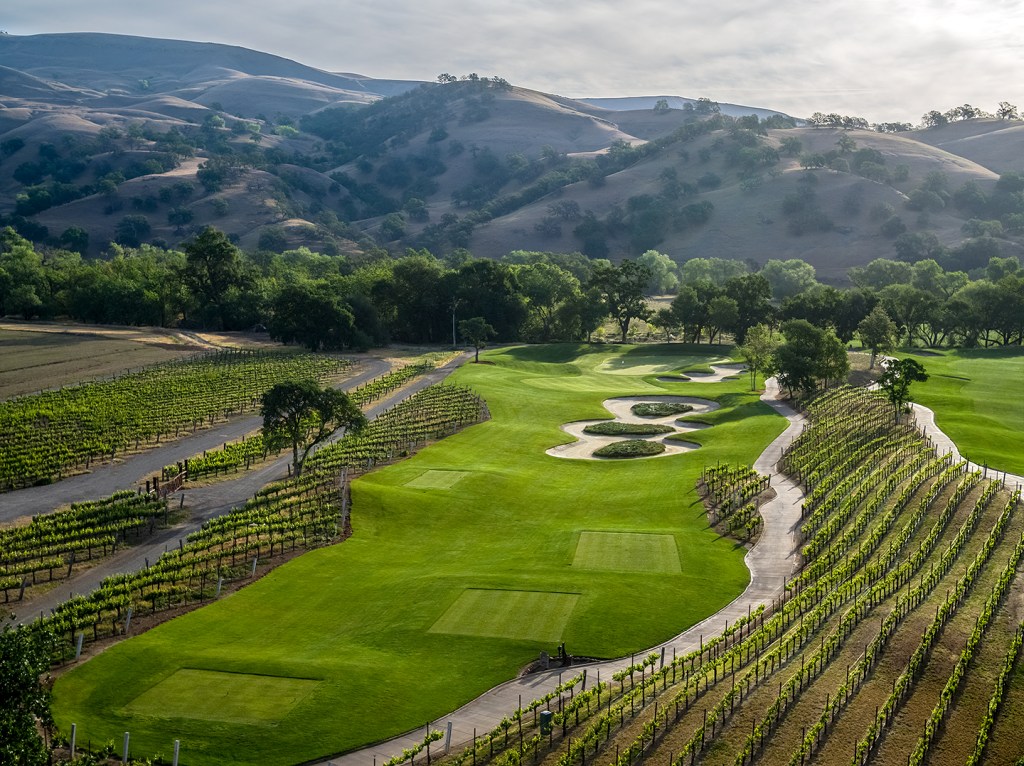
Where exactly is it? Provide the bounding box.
[0,225,1020,353]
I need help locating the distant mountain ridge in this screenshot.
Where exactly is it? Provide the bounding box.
[0,31,1021,279]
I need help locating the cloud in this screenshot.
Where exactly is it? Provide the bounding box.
[5,0,1022,123]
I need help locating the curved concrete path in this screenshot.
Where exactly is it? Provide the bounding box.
[317,377,807,766]
[911,403,1024,493]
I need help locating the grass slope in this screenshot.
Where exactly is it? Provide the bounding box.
[51,343,785,766]
[901,347,1024,475]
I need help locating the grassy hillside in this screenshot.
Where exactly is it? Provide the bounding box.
[2,33,1023,276]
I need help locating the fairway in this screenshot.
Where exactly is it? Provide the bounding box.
[901,347,1024,475]
[573,531,681,573]
[52,342,787,766]
[429,589,580,641]
[405,469,472,488]
[123,669,319,725]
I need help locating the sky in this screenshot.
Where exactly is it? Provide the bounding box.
[5,0,1023,124]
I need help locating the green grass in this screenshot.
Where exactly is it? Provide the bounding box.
[429,589,580,641]
[51,342,786,766]
[583,422,675,436]
[573,532,681,574]
[404,469,472,488]
[593,439,667,458]
[122,670,320,725]
[899,347,1024,475]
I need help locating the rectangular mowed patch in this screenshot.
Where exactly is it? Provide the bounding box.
[573,532,681,574]
[405,470,472,489]
[429,589,579,642]
[122,669,320,725]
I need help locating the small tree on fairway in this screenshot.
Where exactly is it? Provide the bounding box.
[738,323,780,390]
[877,357,928,422]
[459,316,496,362]
[857,305,898,368]
[262,381,366,476]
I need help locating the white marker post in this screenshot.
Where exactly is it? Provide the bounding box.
[69,724,76,758]
[75,633,84,660]
[172,739,180,766]
[123,732,130,763]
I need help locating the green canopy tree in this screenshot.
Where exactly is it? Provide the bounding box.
[459,316,496,362]
[857,305,899,368]
[261,381,366,477]
[877,358,928,422]
[591,260,653,342]
[737,323,780,390]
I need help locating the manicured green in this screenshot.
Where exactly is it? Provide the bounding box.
[123,670,319,725]
[573,531,681,574]
[51,342,785,766]
[631,402,695,417]
[583,422,675,436]
[429,589,580,642]
[899,347,1024,475]
[404,469,472,489]
[593,439,667,457]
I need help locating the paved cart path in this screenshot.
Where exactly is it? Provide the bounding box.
[316,378,808,766]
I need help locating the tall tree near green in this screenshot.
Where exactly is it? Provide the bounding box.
[724,273,774,343]
[261,381,366,477]
[459,316,496,362]
[590,260,653,342]
[513,262,579,341]
[877,357,928,422]
[857,305,899,368]
[738,323,780,390]
[1,624,56,766]
[181,226,247,329]
[269,281,361,351]
[636,250,679,294]
[775,319,848,396]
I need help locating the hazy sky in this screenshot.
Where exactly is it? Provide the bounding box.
[5,0,1022,124]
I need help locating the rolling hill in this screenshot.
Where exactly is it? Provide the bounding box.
[1,32,1021,280]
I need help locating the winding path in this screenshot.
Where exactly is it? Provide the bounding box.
[317,378,807,766]
[911,403,1024,492]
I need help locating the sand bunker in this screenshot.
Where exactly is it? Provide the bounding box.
[547,396,720,460]
[657,362,747,383]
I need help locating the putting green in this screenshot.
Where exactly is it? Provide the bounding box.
[123,669,319,724]
[405,470,472,489]
[52,342,785,766]
[573,531,681,573]
[429,589,580,642]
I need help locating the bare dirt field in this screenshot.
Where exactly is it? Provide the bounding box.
[0,321,276,400]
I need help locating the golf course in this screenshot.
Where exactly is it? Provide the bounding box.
[50,343,787,765]
[900,347,1024,475]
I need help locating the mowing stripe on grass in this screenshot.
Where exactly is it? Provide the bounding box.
[404,470,472,489]
[429,589,580,642]
[122,669,320,725]
[572,531,681,574]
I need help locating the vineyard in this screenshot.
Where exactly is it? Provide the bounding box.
[419,386,1024,766]
[1,491,168,602]
[164,353,462,480]
[27,383,488,661]
[0,349,353,491]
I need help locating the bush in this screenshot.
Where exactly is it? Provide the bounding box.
[593,440,667,458]
[631,402,694,417]
[583,422,675,436]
